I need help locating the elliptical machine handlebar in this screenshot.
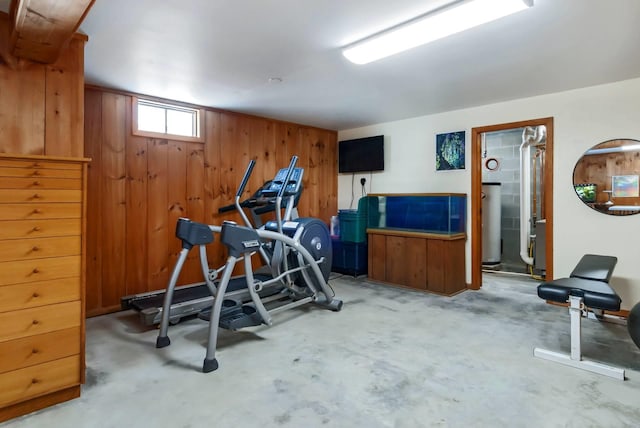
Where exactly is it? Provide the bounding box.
[217,203,238,214]
[233,160,256,228]
[236,159,256,198]
[275,156,298,234]
[276,156,298,199]
[217,157,304,227]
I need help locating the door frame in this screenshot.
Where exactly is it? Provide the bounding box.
[470,117,554,289]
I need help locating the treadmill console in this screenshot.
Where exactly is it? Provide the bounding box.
[261,167,304,197]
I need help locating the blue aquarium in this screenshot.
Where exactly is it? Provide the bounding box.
[365,194,466,234]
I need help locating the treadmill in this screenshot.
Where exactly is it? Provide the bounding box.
[120,162,305,326]
[121,274,276,326]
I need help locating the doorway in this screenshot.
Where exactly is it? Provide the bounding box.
[470,118,554,289]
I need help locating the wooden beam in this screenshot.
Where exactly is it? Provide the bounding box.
[0,12,19,68]
[8,0,94,64]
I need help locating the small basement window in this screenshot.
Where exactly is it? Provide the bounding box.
[132,97,204,142]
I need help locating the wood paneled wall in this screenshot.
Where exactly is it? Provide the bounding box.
[84,87,338,316]
[0,12,85,157]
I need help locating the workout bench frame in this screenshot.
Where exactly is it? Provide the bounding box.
[534,294,625,380]
[534,254,625,380]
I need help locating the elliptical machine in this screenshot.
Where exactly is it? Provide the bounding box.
[119,160,305,325]
[155,156,343,373]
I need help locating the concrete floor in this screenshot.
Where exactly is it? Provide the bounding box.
[3,273,640,427]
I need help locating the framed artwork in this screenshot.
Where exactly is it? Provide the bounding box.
[612,175,639,197]
[436,131,465,171]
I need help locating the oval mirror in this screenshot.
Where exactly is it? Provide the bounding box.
[573,138,640,216]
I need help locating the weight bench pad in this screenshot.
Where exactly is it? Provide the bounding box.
[570,254,617,283]
[537,277,621,312]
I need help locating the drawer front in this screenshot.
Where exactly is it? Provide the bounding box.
[0,189,81,203]
[0,327,80,374]
[0,203,81,221]
[0,355,80,407]
[0,255,80,287]
[0,301,80,343]
[0,177,81,190]
[0,166,82,180]
[0,236,81,262]
[0,159,81,171]
[0,277,81,313]
[0,218,81,240]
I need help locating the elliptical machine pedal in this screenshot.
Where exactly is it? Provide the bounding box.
[198,299,264,330]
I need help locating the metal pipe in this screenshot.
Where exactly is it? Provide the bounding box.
[532,151,537,223]
[519,125,545,266]
[519,127,535,266]
[538,148,546,218]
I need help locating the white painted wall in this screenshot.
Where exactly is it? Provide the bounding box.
[338,77,640,310]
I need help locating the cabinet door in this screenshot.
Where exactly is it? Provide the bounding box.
[368,234,386,281]
[385,236,406,286]
[405,237,427,290]
[427,240,446,293]
[444,239,466,295]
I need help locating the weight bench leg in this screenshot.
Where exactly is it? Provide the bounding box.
[534,296,625,380]
[570,295,582,361]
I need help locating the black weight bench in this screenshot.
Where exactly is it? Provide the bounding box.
[534,254,625,380]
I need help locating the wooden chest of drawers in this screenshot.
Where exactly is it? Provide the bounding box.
[0,154,88,422]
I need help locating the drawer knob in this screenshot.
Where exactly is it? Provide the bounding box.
[31,246,40,252]
[32,348,39,354]
[31,378,40,384]
[32,319,39,325]
[32,194,42,200]
[32,170,41,176]
[32,268,40,274]
[32,209,42,214]
[32,292,40,298]
[32,226,41,232]
[33,181,41,186]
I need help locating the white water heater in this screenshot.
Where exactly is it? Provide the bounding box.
[482,182,502,265]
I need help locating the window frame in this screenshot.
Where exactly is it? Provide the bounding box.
[132,96,205,143]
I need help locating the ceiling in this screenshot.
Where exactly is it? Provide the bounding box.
[4,0,640,131]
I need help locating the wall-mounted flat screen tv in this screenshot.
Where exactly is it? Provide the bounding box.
[338,135,384,173]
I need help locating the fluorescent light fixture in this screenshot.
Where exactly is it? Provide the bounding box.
[343,0,533,65]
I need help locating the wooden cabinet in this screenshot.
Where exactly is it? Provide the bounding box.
[0,154,88,423]
[368,229,466,296]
